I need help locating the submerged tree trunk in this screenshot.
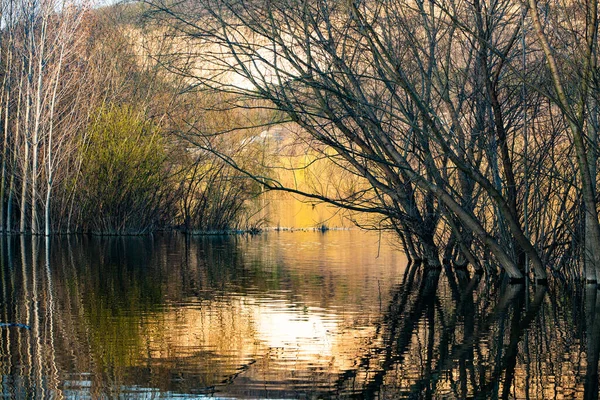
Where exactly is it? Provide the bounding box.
[44,42,64,237]
[8,73,24,234]
[0,48,13,234]
[586,60,600,283]
[19,129,29,234]
[30,18,47,236]
[20,24,34,234]
[528,0,600,282]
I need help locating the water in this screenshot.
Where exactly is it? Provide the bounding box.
[0,231,595,399]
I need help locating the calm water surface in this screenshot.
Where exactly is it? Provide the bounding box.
[0,231,596,398]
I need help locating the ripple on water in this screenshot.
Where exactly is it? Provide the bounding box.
[0,233,595,398]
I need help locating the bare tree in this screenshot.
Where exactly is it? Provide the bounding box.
[525,0,600,282]
[148,0,574,280]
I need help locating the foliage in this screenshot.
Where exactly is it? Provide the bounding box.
[0,2,270,235]
[77,105,172,234]
[177,153,264,233]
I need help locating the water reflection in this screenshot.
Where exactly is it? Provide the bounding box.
[0,232,596,398]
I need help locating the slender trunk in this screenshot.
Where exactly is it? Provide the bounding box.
[522,4,531,278]
[8,73,24,234]
[0,49,13,234]
[20,26,34,234]
[44,107,57,236]
[586,102,598,283]
[44,43,63,237]
[44,178,50,236]
[19,127,29,234]
[6,175,14,234]
[31,19,47,236]
[586,37,599,283]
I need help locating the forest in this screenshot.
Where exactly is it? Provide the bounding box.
[0,0,263,237]
[0,0,598,284]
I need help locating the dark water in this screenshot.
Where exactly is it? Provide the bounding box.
[0,231,596,399]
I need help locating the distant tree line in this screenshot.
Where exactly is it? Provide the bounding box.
[146,0,600,281]
[0,0,260,235]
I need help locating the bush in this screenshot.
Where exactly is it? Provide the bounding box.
[78,104,172,234]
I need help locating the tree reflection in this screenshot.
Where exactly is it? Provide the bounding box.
[0,235,596,398]
[585,284,600,400]
[330,265,587,399]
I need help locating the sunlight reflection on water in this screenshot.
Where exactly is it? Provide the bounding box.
[0,232,595,398]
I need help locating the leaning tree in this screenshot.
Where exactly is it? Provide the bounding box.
[145,0,600,282]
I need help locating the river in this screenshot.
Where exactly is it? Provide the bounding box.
[0,231,594,398]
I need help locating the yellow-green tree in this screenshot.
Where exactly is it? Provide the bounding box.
[77,105,172,234]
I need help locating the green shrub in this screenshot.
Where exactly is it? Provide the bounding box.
[78,104,172,234]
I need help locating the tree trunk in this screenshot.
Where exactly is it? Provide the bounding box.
[31,21,47,236]
[0,50,13,234]
[529,0,600,282]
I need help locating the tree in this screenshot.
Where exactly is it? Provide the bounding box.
[525,0,600,282]
[76,105,172,234]
[148,0,575,280]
